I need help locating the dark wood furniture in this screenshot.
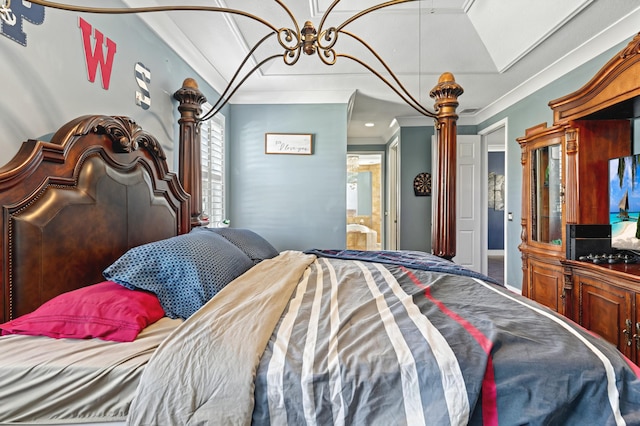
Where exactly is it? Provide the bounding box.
[567,260,640,364]
[0,78,222,323]
[519,32,640,362]
[0,115,190,323]
[518,120,630,315]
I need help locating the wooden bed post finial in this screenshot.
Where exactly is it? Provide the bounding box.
[174,78,208,228]
[430,72,463,260]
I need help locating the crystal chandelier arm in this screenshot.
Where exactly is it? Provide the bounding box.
[200,53,285,122]
[26,0,281,33]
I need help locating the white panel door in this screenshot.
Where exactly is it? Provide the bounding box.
[453,135,482,272]
[387,139,399,250]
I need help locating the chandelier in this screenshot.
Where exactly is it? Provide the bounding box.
[19,0,461,122]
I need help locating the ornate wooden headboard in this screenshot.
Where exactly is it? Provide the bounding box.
[0,115,190,322]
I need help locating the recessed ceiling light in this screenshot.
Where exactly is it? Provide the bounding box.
[365,122,375,127]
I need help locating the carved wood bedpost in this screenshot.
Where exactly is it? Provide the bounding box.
[174,78,207,228]
[430,72,463,260]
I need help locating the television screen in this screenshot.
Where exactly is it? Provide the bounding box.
[610,155,640,251]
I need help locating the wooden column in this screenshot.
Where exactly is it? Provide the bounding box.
[564,127,578,225]
[429,72,463,260]
[174,78,207,228]
[517,133,531,298]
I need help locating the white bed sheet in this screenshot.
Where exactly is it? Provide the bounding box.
[0,317,181,425]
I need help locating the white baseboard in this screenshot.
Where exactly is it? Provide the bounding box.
[505,283,522,294]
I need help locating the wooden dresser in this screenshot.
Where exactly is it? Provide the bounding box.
[566,260,640,364]
[518,32,640,363]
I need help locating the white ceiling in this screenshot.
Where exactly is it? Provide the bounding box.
[130,0,640,142]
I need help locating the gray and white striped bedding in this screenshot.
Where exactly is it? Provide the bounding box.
[129,250,640,425]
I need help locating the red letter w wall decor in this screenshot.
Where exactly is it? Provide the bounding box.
[78,17,117,90]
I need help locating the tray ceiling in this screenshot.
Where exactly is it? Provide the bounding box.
[129,0,640,140]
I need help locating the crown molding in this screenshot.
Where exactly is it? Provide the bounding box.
[472,5,640,125]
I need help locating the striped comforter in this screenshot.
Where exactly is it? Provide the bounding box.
[128,250,640,425]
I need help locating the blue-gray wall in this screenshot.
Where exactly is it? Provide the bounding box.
[229,104,348,251]
[399,126,434,251]
[0,2,225,171]
[396,125,477,252]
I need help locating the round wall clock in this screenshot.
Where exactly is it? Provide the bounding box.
[413,172,432,196]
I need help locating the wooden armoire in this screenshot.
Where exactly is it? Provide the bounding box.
[518,32,640,364]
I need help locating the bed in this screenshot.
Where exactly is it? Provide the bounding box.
[1,64,640,426]
[0,114,191,425]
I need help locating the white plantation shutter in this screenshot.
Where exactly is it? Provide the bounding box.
[200,104,225,225]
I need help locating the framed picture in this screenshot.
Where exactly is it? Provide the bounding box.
[265,133,313,155]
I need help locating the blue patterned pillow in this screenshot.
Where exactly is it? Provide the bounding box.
[103,229,254,319]
[206,228,279,264]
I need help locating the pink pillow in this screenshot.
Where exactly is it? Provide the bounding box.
[0,281,165,342]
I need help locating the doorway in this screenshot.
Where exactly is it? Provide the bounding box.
[480,119,507,286]
[387,139,399,250]
[346,153,383,251]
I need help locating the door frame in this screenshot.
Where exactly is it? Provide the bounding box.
[478,118,509,284]
[386,137,400,250]
[346,151,385,250]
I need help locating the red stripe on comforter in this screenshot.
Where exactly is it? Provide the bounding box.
[403,266,498,426]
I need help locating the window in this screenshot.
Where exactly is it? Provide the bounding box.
[200,104,225,225]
